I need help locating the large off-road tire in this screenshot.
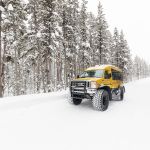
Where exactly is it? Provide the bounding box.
[68,96,82,105]
[72,98,82,105]
[67,91,82,105]
[120,87,125,100]
[92,89,109,111]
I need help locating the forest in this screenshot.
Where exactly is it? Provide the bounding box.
[0,0,149,97]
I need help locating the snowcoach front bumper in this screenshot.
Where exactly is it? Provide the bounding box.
[70,81,96,99]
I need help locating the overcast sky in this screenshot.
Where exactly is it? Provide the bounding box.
[87,0,150,63]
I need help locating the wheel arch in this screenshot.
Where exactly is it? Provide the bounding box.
[123,86,125,93]
[120,85,125,93]
[98,86,112,100]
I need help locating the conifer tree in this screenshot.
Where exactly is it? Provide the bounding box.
[0,0,149,96]
[2,0,27,95]
[112,27,120,66]
[79,0,89,72]
[95,2,109,65]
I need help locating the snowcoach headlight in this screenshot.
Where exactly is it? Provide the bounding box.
[90,81,99,89]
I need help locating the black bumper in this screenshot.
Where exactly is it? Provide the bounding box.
[70,81,96,99]
[71,92,92,100]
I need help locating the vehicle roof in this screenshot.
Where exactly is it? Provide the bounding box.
[85,64,122,72]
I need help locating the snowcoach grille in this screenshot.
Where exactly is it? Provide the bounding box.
[71,81,87,88]
[70,81,92,99]
[70,81,87,94]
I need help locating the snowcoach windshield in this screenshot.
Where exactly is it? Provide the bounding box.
[80,70,104,78]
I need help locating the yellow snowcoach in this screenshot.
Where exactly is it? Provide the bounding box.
[68,65,125,111]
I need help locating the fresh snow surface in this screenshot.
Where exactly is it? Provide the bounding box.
[0,78,150,150]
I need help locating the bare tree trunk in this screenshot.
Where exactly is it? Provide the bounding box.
[54,54,56,90]
[57,52,60,83]
[63,47,67,89]
[0,10,3,97]
[62,5,67,90]
[99,32,102,64]
[59,55,63,84]
[33,3,41,93]
[14,47,19,95]
[2,30,7,96]
[73,53,77,78]
[12,15,19,96]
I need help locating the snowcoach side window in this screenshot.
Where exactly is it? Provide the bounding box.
[112,69,123,81]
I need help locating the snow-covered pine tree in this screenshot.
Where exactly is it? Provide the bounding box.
[107,30,114,64]
[131,56,150,80]
[112,27,120,66]
[70,0,80,78]
[0,0,149,96]
[95,1,109,65]
[133,56,140,80]
[64,0,80,83]
[140,58,150,79]
[62,1,68,89]
[54,0,64,90]
[87,12,97,66]
[37,0,64,92]
[61,0,80,88]
[0,0,5,97]
[2,0,27,96]
[119,30,132,81]
[79,0,90,72]
[104,30,113,64]
[26,0,42,93]
[1,0,13,97]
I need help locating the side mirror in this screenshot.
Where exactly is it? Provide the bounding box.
[77,75,80,78]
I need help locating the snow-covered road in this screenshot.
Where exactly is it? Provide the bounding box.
[0,78,150,150]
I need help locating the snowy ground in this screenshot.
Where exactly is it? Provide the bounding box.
[0,78,150,150]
